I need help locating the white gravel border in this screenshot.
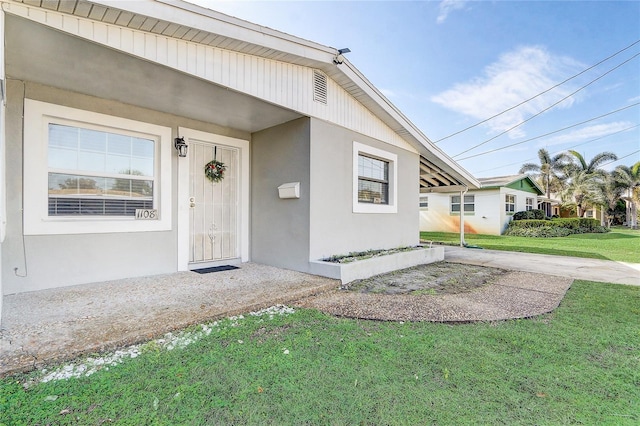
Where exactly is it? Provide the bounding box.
[24,305,295,388]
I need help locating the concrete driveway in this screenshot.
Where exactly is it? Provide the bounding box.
[445,246,640,286]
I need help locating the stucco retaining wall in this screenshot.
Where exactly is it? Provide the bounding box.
[309,246,445,284]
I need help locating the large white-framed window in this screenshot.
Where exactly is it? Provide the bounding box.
[505,194,516,214]
[451,195,475,215]
[353,141,397,214]
[24,99,172,235]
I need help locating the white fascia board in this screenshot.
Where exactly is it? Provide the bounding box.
[92,0,336,63]
[338,60,480,189]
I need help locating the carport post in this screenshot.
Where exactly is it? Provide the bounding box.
[459,187,467,247]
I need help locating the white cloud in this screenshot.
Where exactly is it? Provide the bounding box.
[540,121,635,147]
[431,46,584,138]
[628,95,640,103]
[437,0,468,24]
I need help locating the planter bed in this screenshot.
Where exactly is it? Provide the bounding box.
[309,245,445,284]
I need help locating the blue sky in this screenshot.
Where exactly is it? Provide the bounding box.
[192,0,640,178]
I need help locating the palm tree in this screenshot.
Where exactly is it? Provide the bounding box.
[614,161,640,228]
[594,171,626,227]
[519,149,570,215]
[562,150,617,217]
[561,169,601,217]
[566,150,617,175]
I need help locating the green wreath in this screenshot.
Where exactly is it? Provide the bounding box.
[205,160,226,183]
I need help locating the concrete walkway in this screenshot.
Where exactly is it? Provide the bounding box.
[0,264,338,377]
[444,246,640,286]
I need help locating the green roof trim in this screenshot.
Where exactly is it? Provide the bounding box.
[506,178,541,194]
[477,175,544,195]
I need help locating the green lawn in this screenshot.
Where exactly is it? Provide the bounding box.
[421,226,640,263]
[2,281,639,425]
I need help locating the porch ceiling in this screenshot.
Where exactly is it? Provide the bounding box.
[5,13,302,133]
[420,155,466,191]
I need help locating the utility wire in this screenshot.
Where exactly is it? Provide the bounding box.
[472,124,639,174]
[434,39,640,144]
[600,149,640,168]
[456,102,640,161]
[452,52,640,158]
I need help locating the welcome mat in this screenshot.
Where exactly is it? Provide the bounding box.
[192,265,239,274]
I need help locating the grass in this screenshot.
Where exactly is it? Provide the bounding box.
[421,226,640,263]
[2,281,639,425]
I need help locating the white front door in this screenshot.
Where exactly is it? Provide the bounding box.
[177,128,250,271]
[189,141,239,264]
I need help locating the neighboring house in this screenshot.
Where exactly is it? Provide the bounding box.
[561,205,605,225]
[420,175,544,235]
[0,0,478,318]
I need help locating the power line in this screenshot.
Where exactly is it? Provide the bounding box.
[456,102,640,161]
[434,39,640,144]
[601,149,640,168]
[452,52,640,158]
[472,124,639,174]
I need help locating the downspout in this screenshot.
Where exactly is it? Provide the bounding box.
[459,186,468,247]
[0,7,5,325]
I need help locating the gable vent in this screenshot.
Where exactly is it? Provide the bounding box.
[313,70,328,104]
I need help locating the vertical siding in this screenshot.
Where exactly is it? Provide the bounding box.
[7,3,412,150]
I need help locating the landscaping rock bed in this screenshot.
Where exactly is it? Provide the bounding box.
[344,262,506,295]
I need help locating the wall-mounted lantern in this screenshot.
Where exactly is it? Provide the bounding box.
[174,137,188,157]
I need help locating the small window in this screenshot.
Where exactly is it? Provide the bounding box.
[525,197,534,211]
[451,195,474,214]
[352,142,397,213]
[506,194,516,213]
[358,154,389,204]
[419,195,429,210]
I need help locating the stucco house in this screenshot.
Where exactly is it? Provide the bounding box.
[0,0,479,318]
[420,175,544,235]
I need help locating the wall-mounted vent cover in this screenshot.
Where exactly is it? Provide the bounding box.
[313,70,328,104]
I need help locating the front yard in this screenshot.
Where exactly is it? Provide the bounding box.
[2,280,638,425]
[421,226,640,263]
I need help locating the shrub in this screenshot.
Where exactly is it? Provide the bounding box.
[505,217,608,237]
[504,226,572,237]
[551,218,603,233]
[512,209,546,220]
[507,219,548,229]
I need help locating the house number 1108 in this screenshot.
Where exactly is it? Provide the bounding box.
[135,209,158,220]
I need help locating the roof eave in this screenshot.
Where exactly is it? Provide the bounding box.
[88,0,479,188]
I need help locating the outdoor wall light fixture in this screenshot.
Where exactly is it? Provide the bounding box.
[174,137,188,157]
[333,47,351,64]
